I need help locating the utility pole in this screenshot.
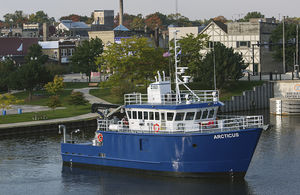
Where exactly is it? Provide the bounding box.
[283,16,286,73]
[297,24,299,65]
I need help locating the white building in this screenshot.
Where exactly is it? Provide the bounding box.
[169,18,280,74]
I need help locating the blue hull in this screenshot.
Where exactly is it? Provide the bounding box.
[61,128,262,177]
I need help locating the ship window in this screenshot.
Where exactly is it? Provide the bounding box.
[167,112,174,121]
[161,112,165,121]
[155,112,160,120]
[185,112,195,120]
[138,111,143,119]
[202,110,208,119]
[175,112,185,121]
[127,111,131,119]
[133,111,137,119]
[144,111,148,120]
[208,109,215,118]
[196,110,202,120]
[149,112,154,120]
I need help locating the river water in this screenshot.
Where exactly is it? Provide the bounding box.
[0,111,299,195]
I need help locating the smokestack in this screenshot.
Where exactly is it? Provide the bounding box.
[119,0,123,25]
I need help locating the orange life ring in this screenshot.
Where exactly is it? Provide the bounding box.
[153,123,160,132]
[97,133,103,142]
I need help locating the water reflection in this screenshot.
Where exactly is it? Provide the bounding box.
[61,165,252,195]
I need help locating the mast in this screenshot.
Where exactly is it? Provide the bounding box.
[283,16,286,73]
[174,30,181,103]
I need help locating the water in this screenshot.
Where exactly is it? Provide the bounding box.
[0,112,300,195]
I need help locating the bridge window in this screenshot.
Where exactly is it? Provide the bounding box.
[202,110,208,119]
[133,111,137,119]
[149,112,154,120]
[167,112,174,121]
[208,109,215,118]
[161,112,165,121]
[144,111,148,120]
[196,110,202,120]
[155,112,160,120]
[175,112,185,121]
[127,111,131,119]
[138,111,143,119]
[185,112,195,120]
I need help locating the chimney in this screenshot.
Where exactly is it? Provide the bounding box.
[43,23,48,41]
[119,0,123,25]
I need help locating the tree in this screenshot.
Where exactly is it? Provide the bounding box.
[0,59,17,92]
[270,21,300,70]
[131,14,145,30]
[199,43,246,88]
[28,11,52,24]
[169,33,209,79]
[239,12,264,22]
[4,10,27,27]
[145,14,162,30]
[70,38,104,82]
[44,75,64,95]
[167,13,192,27]
[98,36,168,96]
[213,16,227,23]
[12,44,51,101]
[0,93,23,112]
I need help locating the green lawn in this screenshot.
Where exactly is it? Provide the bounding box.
[90,88,122,104]
[1,89,91,124]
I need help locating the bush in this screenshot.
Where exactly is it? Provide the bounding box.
[47,95,62,110]
[68,91,88,105]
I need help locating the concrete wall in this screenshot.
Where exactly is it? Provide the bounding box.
[220,82,274,113]
[273,80,300,98]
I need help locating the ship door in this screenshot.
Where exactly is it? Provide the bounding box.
[161,112,166,130]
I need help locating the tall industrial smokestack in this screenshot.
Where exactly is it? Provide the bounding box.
[119,0,123,25]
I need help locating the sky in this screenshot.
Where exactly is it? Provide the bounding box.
[1,0,300,21]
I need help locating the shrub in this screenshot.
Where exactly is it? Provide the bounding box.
[68,91,88,105]
[47,95,62,110]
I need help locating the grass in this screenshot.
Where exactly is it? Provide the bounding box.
[64,82,89,89]
[1,89,91,124]
[90,88,122,104]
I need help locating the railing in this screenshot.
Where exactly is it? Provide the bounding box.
[124,90,219,105]
[97,115,263,134]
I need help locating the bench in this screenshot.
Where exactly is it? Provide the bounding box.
[88,83,98,87]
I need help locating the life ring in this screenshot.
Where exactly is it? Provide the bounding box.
[97,133,103,142]
[153,123,160,132]
[122,118,129,126]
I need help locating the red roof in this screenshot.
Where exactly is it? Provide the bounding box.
[0,38,38,56]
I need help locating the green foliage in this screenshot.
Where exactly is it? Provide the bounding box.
[198,43,246,88]
[0,93,23,110]
[25,44,48,64]
[169,33,209,78]
[44,75,65,95]
[28,11,53,24]
[68,91,88,105]
[98,36,168,93]
[270,22,300,70]
[47,95,62,110]
[70,38,103,82]
[45,63,68,77]
[239,12,265,22]
[0,59,17,92]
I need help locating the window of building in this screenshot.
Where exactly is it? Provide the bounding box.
[185,112,195,120]
[167,112,174,121]
[175,112,185,121]
[138,111,143,119]
[69,48,74,56]
[161,112,165,121]
[237,41,250,48]
[61,49,67,57]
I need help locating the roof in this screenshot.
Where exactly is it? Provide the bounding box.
[200,20,228,34]
[38,41,59,49]
[60,20,90,29]
[0,38,38,56]
[113,25,129,31]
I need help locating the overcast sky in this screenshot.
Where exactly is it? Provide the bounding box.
[1,0,300,21]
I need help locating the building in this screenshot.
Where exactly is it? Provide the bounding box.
[56,20,90,37]
[169,18,279,74]
[38,41,59,61]
[91,10,114,31]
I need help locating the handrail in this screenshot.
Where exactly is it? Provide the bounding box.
[97,115,263,134]
[124,90,219,105]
